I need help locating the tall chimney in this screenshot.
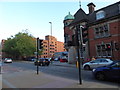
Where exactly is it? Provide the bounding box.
[87,2,96,14]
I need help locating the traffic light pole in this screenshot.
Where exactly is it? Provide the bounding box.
[76,24,88,85]
[79,26,84,64]
[76,25,82,85]
[77,45,82,85]
[37,37,39,75]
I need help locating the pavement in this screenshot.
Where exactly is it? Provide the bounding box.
[1,61,120,89]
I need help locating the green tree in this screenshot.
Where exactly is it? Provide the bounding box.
[2,32,36,60]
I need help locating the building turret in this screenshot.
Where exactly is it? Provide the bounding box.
[63,12,74,27]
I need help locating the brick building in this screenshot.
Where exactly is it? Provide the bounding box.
[40,35,66,58]
[1,36,66,59]
[63,1,120,63]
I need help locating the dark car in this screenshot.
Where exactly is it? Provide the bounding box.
[34,58,50,66]
[92,60,120,81]
[26,57,36,61]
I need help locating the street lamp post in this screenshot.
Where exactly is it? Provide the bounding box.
[49,22,52,37]
[49,22,53,58]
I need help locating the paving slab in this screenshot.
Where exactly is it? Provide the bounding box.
[2,70,77,88]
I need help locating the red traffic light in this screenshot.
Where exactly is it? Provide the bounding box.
[106,44,111,50]
[108,45,111,48]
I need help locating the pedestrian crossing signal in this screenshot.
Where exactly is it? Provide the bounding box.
[115,43,119,50]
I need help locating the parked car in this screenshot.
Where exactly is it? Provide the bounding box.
[92,60,120,81]
[60,56,68,62]
[54,58,59,61]
[4,58,12,63]
[26,57,36,61]
[60,58,68,62]
[34,58,50,66]
[83,58,113,70]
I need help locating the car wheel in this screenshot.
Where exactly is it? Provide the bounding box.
[40,63,43,66]
[84,65,90,70]
[95,72,105,81]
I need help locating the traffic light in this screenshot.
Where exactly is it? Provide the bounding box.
[39,39,43,49]
[81,26,88,44]
[106,44,111,51]
[115,43,119,50]
[75,25,80,46]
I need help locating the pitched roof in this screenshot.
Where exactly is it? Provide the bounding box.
[88,1,120,24]
[69,1,120,26]
[70,8,88,25]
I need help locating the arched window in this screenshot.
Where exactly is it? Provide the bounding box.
[96,10,105,20]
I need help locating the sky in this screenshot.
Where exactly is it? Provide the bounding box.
[0,0,119,42]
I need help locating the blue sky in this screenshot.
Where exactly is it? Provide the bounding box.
[0,0,119,42]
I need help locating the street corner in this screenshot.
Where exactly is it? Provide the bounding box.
[2,70,58,88]
[34,73,78,88]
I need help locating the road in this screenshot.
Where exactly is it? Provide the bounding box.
[2,61,92,80]
[1,61,120,88]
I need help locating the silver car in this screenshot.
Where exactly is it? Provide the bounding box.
[83,58,113,70]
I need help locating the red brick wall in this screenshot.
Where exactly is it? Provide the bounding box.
[109,21,119,35]
[109,20,120,60]
[89,19,120,60]
[64,26,73,41]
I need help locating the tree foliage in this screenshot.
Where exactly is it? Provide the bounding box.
[2,32,36,59]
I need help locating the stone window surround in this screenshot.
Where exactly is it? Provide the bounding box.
[96,42,112,57]
[94,23,110,39]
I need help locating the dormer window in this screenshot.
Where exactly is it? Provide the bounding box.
[96,10,105,20]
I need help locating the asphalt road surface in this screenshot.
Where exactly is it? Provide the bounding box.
[2,61,120,88]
